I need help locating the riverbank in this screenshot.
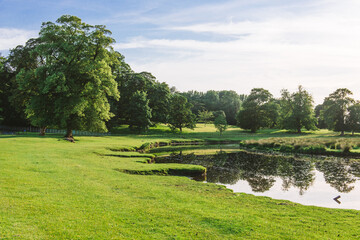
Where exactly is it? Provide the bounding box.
[239,137,360,158]
[0,125,359,239]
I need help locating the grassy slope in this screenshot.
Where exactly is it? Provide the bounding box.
[0,125,359,239]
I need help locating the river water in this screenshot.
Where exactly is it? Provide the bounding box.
[153,146,360,210]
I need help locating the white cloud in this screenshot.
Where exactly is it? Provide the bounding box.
[114,0,360,104]
[0,28,37,52]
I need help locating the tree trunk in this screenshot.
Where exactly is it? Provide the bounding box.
[297,127,301,134]
[39,126,47,136]
[179,127,182,133]
[352,130,355,136]
[65,129,73,138]
[340,130,344,136]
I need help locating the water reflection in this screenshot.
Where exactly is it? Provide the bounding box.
[156,150,359,196]
[316,160,356,193]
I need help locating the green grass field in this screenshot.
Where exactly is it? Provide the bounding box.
[0,125,359,239]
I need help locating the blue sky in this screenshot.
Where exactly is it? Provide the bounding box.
[1,0,360,103]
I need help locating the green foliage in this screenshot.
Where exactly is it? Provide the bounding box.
[237,88,279,132]
[168,94,196,132]
[147,82,171,123]
[198,110,214,125]
[13,15,120,137]
[203,90,220,111]
[0,55,5,123]
[106,52,132,128]
[314,104,327,129]
[279,86,317,133]
[341,143,352,153]
[279,144,295,152]
[138,142,152,152]
[297,145,326,154]
[321,88,354,135]
[181,90,205,114]
[181,90,243,125]
[128,91,152,132]
[0,53,29,126]
[218,90,242,125]
[240,136,360,156]
[117,72,171,125]
[214,114,228,135]
[346,102,360,135]
[118,72,154,123]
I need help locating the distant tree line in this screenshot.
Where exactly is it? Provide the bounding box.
[236,87,360,135]
[179,86,360,136]
[180,90,246,125]
[1,15,360,137]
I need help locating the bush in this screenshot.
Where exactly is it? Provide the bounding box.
[138,142,152,152]
[335,143,342,150]
[298,145,326,154]
[341,144,352,153]
[324,141,335,148]
[279,145,295,153]
[273,143,282,148]
[239,141,246,147]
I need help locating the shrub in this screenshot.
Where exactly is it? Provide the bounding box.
[324,141,335,148]
[279,145,295,153]
[341,144,352,153]
[298,145,326,154]
[239,141,246,147]
[273,143,282,148]
[138,142,152,152]
[335,143,342,150]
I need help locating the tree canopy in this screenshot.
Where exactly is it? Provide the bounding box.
[279,86,317,133]
[117,71,171,127]
[127,91,152,132]
[13,15,121,137]
[0,56,5,123]
[346,102,360,135]
[3,15,360,138]
[198,110,214,126]
[180,90,244,125]
[321,88,354,135]
[237,88,279,132]
[214,114,227,136]
[168,94,196,132]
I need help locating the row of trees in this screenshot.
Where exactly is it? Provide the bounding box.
[236,87,359,135]
[0,15,197,137]
[180,90,246,125]
[237,86,315,133]
[1,15,359,137]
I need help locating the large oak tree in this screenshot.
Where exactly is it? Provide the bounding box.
[14,15,120,137]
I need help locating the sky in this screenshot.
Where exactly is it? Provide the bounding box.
[1,0,360,104]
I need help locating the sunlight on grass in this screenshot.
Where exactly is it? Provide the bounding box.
[0,125,359,239]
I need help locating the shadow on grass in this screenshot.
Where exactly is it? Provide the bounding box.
[109,125,323,141]
[0,133,84,141]
[3,126,355,142]
[0,133,63,139]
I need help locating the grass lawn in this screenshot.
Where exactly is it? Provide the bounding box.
[0,125,359,239]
